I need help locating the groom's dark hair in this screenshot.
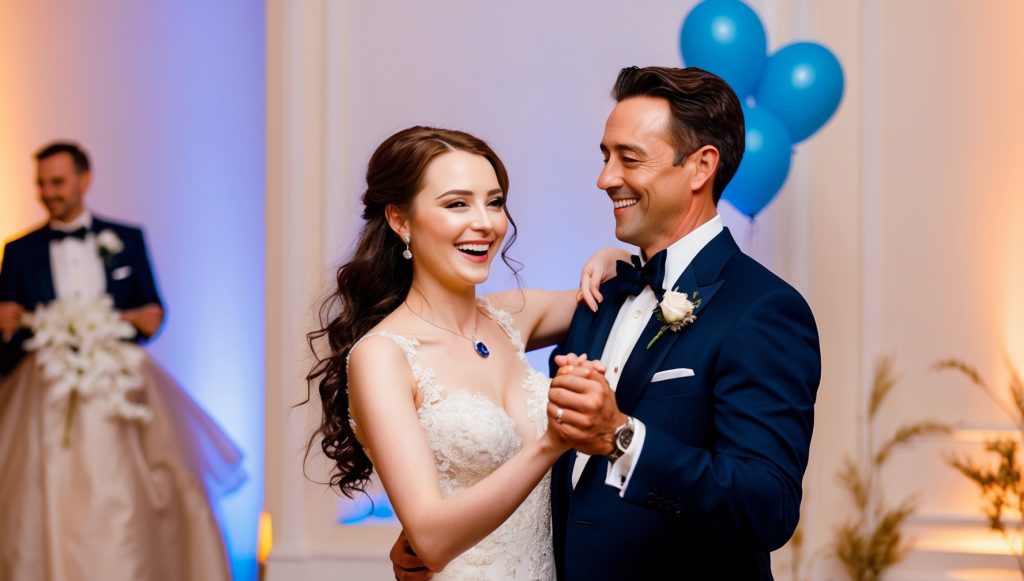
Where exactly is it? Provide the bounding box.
[35,141,91,174]
[612,66,745,202]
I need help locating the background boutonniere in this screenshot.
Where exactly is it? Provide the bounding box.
[647,289,701,349]
[96,229,124,264]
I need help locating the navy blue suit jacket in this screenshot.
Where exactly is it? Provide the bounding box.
[0,216,163,376]
[550,228,820,581]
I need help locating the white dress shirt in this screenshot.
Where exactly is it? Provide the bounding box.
[571,215,724,495]
[49,210,107,302]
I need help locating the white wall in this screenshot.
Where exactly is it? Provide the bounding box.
[266,1,1024,579]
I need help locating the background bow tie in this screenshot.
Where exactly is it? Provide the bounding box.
[607,249,668,301]
[48,226,89,242]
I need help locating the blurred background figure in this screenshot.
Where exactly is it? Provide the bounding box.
[0,142,164,371]
[0,142,246,581]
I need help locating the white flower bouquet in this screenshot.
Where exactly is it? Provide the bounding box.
[23,295,150,447]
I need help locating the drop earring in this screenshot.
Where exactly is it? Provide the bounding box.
[402,234,412,260]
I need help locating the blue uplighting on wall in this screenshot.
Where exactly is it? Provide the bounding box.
[127,5,266,580]
[338,491,398,526]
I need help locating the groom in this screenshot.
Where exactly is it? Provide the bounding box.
[0,141,164,377]
[545,66,820,579]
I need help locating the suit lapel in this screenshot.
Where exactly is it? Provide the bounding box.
[578,285,627,361]
[32,230,57,305]
[585,302,620,361]
[90,218,121,303]
[615,228,739,414]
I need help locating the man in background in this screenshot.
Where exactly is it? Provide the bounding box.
[0,141,163,376]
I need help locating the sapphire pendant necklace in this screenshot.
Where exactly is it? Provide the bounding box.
[404,302,490,359]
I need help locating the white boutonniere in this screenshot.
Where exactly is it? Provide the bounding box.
[647,289,701,349]
[96,229,124,264]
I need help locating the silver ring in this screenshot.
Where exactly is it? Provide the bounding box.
[555,407,564,423]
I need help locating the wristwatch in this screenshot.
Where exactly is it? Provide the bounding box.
[607,415,636,463]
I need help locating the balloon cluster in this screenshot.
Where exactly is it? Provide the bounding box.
[680,0,844,218]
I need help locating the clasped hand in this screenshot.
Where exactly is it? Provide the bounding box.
[547,353,627,457]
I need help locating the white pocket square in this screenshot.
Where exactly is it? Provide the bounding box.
[112,265,132,280]
[651,368,694,382]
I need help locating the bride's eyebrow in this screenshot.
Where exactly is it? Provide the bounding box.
[434,189,503,199]
[435,189,472,200]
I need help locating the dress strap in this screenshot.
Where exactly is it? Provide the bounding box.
[347,331,443,405]
[476,296,527,356]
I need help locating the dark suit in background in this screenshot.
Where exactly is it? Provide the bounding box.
[0,215,162,376]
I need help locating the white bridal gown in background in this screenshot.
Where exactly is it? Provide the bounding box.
[0,353,246,581]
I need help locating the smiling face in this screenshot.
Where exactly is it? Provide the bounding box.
[598,96,714,258]
[37,151,90,223]
[399,150,508,290]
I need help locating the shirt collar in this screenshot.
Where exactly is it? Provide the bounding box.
[657,215,723,290]
[50,209,93,232]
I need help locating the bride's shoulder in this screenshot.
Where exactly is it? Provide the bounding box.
[480,290,527,315]
[346,331,417,395]
[350,309,433,364]
[350,330,411,360]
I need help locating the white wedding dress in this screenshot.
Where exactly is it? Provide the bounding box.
[351,300,555,581]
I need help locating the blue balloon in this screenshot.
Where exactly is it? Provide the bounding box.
[723,104,793,218]
[680,0,768,97]
[756,42,844,143]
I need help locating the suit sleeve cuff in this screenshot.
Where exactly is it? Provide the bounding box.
[604,417,646,497]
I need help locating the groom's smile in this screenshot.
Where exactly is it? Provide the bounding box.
[611,197,639,212]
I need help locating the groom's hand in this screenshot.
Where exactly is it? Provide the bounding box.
[390,530,434,580]
[120,303,164,338]
[0,301,26,342]
[548,353,627,456]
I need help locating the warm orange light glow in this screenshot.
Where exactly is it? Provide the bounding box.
[915,528,1022,556]
[1005,182,1024,376]
[951,428,1022,443]
[257,511,273,564]
[948,569,1023,581]
[0,9,39,258]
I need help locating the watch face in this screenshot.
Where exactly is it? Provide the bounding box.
[617,428,634,450]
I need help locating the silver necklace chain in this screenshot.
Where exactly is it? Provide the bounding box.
[402,302,490,358]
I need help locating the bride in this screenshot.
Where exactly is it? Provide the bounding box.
[306,126,619,579]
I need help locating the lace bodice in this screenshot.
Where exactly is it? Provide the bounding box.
[348,299,555,581]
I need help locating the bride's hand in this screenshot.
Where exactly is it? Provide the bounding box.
[541,422,571,455]
[577,247,631,312]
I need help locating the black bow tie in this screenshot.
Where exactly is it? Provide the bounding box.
[48,226,89,242]
[607,249,668,301]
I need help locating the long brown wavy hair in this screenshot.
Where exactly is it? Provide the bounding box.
[305,126,518,498]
